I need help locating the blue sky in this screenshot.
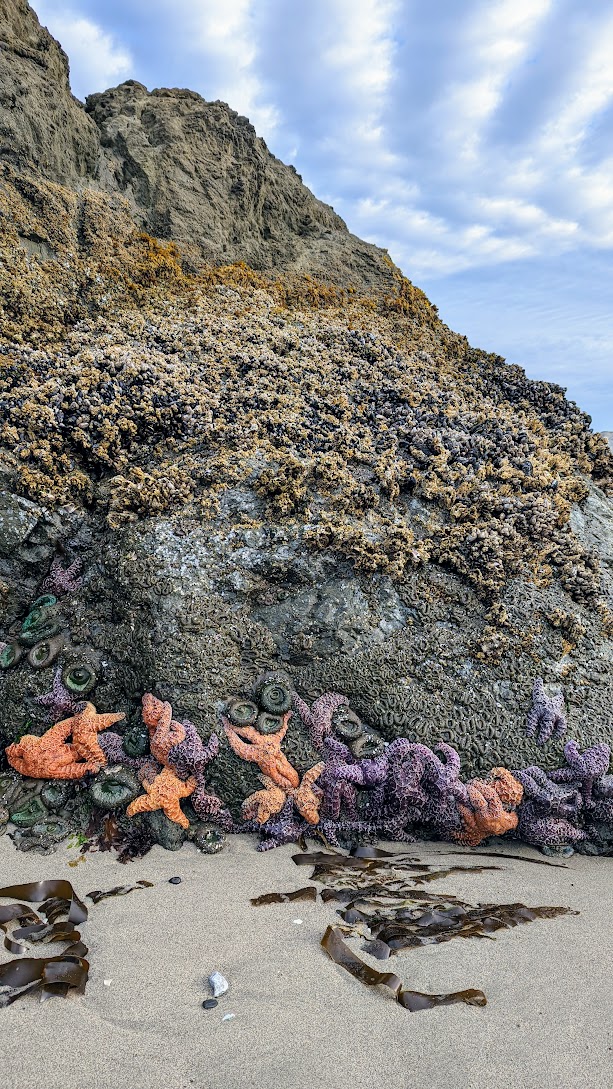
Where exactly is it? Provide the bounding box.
[33,0,612,430]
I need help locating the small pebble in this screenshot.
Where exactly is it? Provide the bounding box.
[222,1013,236,1022]
[168,876,182,884]
[293,919,303,925]
[202,999,218,1010]
[208,970,229,997]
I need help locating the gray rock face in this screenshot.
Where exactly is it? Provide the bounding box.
[0,483,611,815]
[0,3,398,291]
[0,0,99,185]
[86,81,397,288]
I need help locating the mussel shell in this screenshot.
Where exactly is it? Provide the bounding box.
[226,698,259,727]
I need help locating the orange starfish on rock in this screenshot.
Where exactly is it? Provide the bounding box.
[223,713,299,791]
[126,766,196,828]
[141,693,186,766]
[489,766,524,808]
[243,762,324,826]
[71,702,126,771]
[6,704,125,779]
[453,778,520,846]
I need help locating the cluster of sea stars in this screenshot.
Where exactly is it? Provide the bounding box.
[6,703,125,779]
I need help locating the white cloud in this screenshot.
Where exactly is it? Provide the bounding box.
[34,2,132,99]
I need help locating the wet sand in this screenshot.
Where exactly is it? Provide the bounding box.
[0,835,611,1089]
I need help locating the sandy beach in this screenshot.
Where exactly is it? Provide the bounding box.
[0,835,610,1089]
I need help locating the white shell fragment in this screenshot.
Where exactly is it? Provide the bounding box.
[208,971,229,998]
[222,1013,236,1022]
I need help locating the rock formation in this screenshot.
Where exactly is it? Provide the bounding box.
[0,1,612,812]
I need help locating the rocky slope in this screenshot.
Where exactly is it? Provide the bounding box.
[0,1,612,813]
[1,0,397,291]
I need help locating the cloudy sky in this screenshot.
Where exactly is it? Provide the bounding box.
[34,0,612,430]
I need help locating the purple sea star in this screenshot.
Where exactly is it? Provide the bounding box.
[42,557,83,596]
[34,666,79,722]
[548,741,611,807]
[525,678,567,745]
[292,692,349,751]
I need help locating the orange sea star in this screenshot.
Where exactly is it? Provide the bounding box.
[223,713,299,790]
[489,766,524,808]
[141,693,186,766]
[7,723,90,780]
[126,766,197,828]
[453,781,519,846]
[242,762,324,826]
[70,702,125,771]
[6,704,124,779]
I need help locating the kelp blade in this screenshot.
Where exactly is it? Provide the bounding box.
[321,926,485,1012]
[0,881,87,924]
[86,880,154,904]
[251,887,318,906]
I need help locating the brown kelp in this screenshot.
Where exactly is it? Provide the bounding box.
[0,879,89,1005]
[251,845,577,1013]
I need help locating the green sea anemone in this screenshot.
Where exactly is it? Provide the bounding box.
[90,767,141,809]
[62,661,97,695]
[10,795,48,828]
[255,678,292,714]
[226,698,259,727]
[122,724,150,757]
[41,781,74,811]
[27,635,64,669]
[256,712,283,735]
[0,643,23,669]
[190,822,225,853]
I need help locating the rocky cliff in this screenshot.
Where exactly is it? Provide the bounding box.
[0,1,612,820]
